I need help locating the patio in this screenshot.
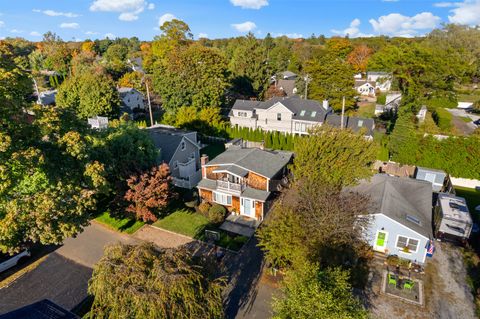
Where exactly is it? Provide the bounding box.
[219,214,261,237]
[382,270,424,306]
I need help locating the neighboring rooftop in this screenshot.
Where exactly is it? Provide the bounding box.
[205,147,293,179]
[0,299,79,319]
[355,80,376,88]
[438,193,472,224]
[352,174,433,238]
[324,114,375,136]
[415,166,447,192]
[147,125,199,163]
[37,90,57,106]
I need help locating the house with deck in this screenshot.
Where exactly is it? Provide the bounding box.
[229,96,374,138]
[352,174,433,264]
[197,146,292,223]
[148,125,202,189]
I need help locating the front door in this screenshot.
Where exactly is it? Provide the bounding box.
[241,198,255,218]
[374,231,388,252]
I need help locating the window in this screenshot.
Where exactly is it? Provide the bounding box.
[311,111,317,117]
[396,236,419,253]
[174,161,178,169]
[213,192,232,206]
[181,141,186,151]
[277,113,282,121]
[238,111,248,117]
[300,110,306,116]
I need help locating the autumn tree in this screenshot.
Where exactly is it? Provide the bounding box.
[347,45,373,73]
[87,243,224,319]
[124,164,175,222]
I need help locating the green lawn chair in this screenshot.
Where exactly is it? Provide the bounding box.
[404,280,414,290]
[388,273,397,287]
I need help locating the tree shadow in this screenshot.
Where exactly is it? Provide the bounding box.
[223,236,265,319]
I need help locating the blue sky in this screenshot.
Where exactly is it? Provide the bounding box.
[1,0,479,41]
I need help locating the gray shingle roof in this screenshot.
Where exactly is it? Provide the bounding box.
[277,79,296,96]
[213,165,249,177]
[325,114,375,136]
[351,174,433,238]
[206,147,292,179]
[147,127,199,164]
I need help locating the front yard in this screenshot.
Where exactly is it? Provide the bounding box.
[153,208,248,251]
[95,211,145,234]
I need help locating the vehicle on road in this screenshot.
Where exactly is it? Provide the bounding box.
[0,250,31,273]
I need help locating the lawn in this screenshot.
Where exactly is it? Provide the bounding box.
[153,208,249,251]
[201,143,225,160]
[456,186,480,216]
[153,208,210,238]
[349,102,376,118]
[95,211,145,234]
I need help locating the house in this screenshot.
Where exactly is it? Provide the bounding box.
[147,125,202,189]
[324,114,375,140]
[352,174,433,264]
[0,299,79,319]
[458,102,474,110]
[36,90,57,106]
[229,96,374,137]
[276,79,297,97]
[118,87,145,112]
[197,146,293,222]
[374,92,401,115]
[367,71,392,92]
[417,105,427,122]
[414,166,453,193]
[434,193,472,243]
[355,80,376,97]
[88,116,109,130]
[367,71,390,82]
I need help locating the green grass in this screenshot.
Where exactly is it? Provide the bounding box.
[95,211,145,234]
[457,93,480,103]
[201,143,225,160]
[460,116,473,123]
[432,108,453,133]
[349,103,375,118]
[153,209,210,238]
[455,186,480,216]
[153,208,248,251]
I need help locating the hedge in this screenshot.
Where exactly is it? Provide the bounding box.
[224,125,297,151]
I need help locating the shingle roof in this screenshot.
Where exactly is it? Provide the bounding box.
[206,147,293,179]
[351,174,433,238]
[280,71,297,79]
[325,114,375,136]
[0,299,79,319]
[147,127,199,163]
[213,165,249,177]
[355,80,376,88]
[277,79,296,96]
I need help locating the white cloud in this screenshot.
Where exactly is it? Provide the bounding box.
[30,31,41,37]
[230,0,268,9]
[0,21,4,28]
[90,0,149,21]
[60,22,80,29]
[331,19,373,38]
[369,12,440,37]
[104,33,116,39]
[271,32,304,38]
[448,0,480,25]
[10,29,23,34]
[158,13,176,27]
[85,31,100,35]
[198,33,208,38]
[33,9,80,18]
[232,21,257,32]
[433,2,458,7]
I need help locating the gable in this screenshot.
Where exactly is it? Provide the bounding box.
[266,102,294,114]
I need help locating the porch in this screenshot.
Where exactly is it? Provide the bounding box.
[219,214,261,237]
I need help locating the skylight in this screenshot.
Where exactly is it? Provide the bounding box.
[311,111,317,117]
[300,110,306,116]
[406,214,421,225]
[358,120,364,127]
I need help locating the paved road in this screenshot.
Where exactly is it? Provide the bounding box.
[0,222,137,315]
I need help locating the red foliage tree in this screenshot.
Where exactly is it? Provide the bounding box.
[124,164,175,222]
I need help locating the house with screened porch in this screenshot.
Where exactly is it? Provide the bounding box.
[352,174,434,264]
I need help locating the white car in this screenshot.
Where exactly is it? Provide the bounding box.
[0,250,31,273]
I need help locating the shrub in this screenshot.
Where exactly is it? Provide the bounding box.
[208,204,226,224]
[198,202,211,216]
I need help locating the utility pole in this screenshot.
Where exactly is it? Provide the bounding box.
[304,74,311,100]
[340,96,345,129]
[127,59,154,127]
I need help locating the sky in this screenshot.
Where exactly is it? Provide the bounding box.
[0,0,480,41]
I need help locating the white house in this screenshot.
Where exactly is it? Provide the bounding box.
[118,87,145,112]
[355,80,376,97]
[367,72,392,92]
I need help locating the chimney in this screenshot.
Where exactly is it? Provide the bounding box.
[201,154,209,178]
[322,100,329,111]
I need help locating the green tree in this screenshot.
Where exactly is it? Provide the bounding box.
[56,71,120,119]
[273,263,368,319]
[87,243,224,319]
[304,55,356,111]
[388,109,419,164]
[292,125,377,190]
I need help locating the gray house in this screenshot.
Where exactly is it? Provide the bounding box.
[229,96,374,138]
[118,87,145,113]
[147,125,202,189]
[352,174,433,264]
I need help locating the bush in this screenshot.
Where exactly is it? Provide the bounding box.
[208,204,227,224]
[198,202,211,216]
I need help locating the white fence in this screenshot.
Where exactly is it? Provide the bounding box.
[451,177,480,190]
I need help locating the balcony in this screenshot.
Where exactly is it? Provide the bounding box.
[216,180,245,193]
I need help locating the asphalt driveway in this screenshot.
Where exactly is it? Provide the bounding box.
[0,222,137,315]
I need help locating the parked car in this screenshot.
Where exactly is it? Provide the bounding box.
[473,119,480,127]
[0,250,31,273]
